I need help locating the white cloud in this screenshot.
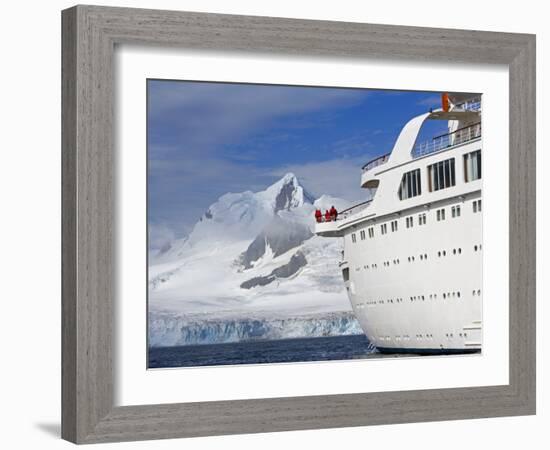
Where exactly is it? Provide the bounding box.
[148,223,176,252]
[148,81,369,159]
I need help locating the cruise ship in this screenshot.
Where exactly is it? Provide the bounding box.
[315,93,482,354]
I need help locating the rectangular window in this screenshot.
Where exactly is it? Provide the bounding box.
[368,227,374,238]
[399,168,422,200]
[390,220,398,232]
[406,217,414,228]
[351,233,356,243]
[437,208,446,221]
[360,230,366,240]
[473,199,482,213]
[418,213,426,225]
[381,224,387,235]
[451,205,461,218]
[464,149,482,182]
[342,267,350,282]
[428,158,456,192]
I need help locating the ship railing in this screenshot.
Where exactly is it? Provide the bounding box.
[316,200,372,224]
[454,99,481,111]
[412,122,481,158]
[362,153,391,173]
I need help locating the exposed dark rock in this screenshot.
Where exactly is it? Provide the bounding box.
[240,251,307,289]
[239,216,313,269]
[272,250,307,278]
[273,176,314,212]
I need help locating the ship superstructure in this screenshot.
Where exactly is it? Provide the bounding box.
[315,93,482,353]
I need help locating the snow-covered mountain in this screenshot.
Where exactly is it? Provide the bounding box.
[149,173,360,346]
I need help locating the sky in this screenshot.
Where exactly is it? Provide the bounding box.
[147,80,448,251]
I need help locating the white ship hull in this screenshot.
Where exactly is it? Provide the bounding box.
[342,191,482,353]
[316,96,483,353]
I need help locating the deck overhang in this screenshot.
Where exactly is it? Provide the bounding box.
[314,221,344,237]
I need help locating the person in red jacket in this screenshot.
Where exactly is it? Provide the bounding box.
[325,209,331,222]
[314,209,322,223]
[329,205,338,221]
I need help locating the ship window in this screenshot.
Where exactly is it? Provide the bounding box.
[360,230,366,240]
[451,205,461,217]
[472,199,482,213]
[342,267,349,281]
[398,168,422,200]
[436,208,446,221]
[406,217,414,228]
[464,149,482,182]
[368,227,374,238]
[391,220,398,232]
[428,158,455,192]
[351,233,357,243]
[418,213,427,225]
[381,223,387,235]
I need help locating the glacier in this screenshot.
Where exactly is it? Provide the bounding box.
[149,311,363,347]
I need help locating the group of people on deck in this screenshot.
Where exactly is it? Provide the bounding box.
[315,206,338,223]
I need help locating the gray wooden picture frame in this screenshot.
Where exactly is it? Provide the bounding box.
[61,4,536,444]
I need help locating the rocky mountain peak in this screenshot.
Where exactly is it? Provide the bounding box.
[265,172,315,212]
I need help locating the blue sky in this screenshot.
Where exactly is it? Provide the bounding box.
[148,80,448,250]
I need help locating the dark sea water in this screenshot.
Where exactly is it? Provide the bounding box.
[148,334,378,368]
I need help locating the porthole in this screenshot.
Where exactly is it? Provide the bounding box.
[457,292,461,298]
[443,293,446,299]
[438,251,441,257]
[458,248,462,254]
[477,289,481,295]
[443,250,446,256]
[474,245,478,251]
[453,249,456,255]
